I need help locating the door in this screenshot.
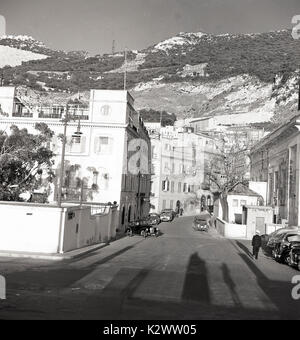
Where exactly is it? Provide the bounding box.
[255,217,265,235]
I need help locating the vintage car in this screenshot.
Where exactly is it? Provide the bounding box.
[160,209,176,222]
[193,212,211,232]
[267,227,300,249]
[148,213,161,225]
[273,232,300,263]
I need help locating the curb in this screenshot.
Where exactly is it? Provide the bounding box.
[0,243,108,261]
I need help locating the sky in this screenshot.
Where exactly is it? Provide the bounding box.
[1,0,300,55]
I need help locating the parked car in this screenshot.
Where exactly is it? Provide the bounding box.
[148,213,161,225]
[267,227,300,249]
[273,232,300,263]
[287,240,300,271]
[126,219,151,236]
[160,209,176,222]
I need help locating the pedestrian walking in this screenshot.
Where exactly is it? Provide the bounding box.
[252,230,262,260]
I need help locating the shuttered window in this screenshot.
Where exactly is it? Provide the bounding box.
[94,136,113,154]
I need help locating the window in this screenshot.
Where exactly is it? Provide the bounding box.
[66,136,86,154]
[183,183,188,193]
[170,200,174,209]
[162,200,167,210]
[232,199,238,207]
[162,180,169,192]
[93,171,99,185]
[178,182,182,193]
[94,136,113,154]
[171,181,175,193]
[100,105,111,116]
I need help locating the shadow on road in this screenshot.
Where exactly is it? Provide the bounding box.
[221,263,242,308]
[181,252,210,303]
[231,240,300,319]
[236,241,253,259]
[4,245,138,290]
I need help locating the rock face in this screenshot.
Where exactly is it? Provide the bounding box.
[0,45,48,68]
[132,75,275,119]
[1,30,300,124]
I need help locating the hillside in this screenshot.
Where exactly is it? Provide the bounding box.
[1,30,300,122]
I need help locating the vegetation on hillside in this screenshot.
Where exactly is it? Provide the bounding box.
[1,30,299,93]
[139,109,177,126]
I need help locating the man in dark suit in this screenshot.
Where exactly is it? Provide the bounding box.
[252,231,262,260]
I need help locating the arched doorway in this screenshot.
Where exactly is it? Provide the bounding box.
[176,200,181,215]
[201,195,207,212]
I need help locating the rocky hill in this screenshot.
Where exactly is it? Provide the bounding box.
[1,30,300,123]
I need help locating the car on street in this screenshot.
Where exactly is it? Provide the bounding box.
[273,231,300,263]
[126,219,151,236]
[267,227,300,249]
[193,212,211,232]
[148,213,161,225]
[160,209,176,222]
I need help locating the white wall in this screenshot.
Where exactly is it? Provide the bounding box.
[228,195,258,223]
[215,218,247,239]
[0,202,62,253]
[0,87,15,115]
[249,181,267,203]
[0,202,118,254]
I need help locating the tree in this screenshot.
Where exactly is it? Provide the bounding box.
[0,123,55,201]
[206,133,251,221]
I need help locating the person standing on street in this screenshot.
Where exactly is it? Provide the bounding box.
[252,231,262,260]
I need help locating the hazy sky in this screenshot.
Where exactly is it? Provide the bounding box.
[1,0,300,55]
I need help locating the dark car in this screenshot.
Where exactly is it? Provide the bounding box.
[193,212,211,232]
[273,232,300,263]
[126,219,150,236]
[267,227,300,249]
[160,209,176,222]
[148,213,161,225]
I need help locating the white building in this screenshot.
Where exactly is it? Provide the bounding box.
[146,123,220,215]
[0,87,151,231]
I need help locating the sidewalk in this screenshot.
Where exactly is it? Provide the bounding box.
[0,242,108,261]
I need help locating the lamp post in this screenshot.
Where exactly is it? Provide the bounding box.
[57,104,82,207]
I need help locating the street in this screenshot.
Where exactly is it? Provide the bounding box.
[0,216,299,320]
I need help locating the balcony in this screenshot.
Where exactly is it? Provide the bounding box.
[38,112,62,119]
[12,112,33,118]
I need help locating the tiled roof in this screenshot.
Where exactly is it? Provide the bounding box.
[228,183,261,197]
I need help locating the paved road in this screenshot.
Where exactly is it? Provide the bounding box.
[0,216,299,319]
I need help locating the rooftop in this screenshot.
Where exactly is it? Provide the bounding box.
[229,183,261,197]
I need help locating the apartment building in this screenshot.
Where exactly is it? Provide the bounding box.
[146,123,219,215]
[0,86,151,231]
[250,115,300,226]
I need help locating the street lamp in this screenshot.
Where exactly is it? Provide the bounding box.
[57,104,82,207]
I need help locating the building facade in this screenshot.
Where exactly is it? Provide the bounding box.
[146,123,220,215]
[0,87,151,231]
[250,115,300,226]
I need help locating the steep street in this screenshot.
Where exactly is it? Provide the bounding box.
[0,216,299,320]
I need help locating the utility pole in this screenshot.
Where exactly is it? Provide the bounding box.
[124,47,127,91]
[57,105,69,208]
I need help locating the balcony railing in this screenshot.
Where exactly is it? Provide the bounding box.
[38,112,62,119]
[12,112,33,118]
